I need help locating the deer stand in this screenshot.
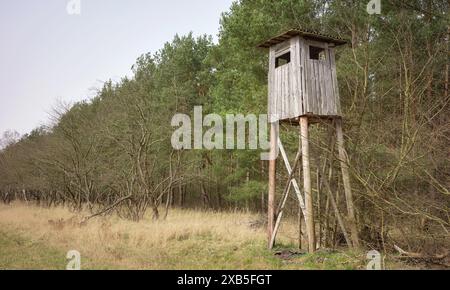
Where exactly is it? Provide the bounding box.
[260,30,357,252]
[268,117,359,252]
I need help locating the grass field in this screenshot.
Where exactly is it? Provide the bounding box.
[0,203,385,270]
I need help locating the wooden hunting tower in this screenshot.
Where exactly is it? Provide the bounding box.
[258,30,347,122]
[260,30,359,253]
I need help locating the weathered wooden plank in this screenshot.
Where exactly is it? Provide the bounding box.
[318,61,324,115]
[324,44,332,115]
[316,61,320,115]
[321,59,328,115]
[284,65,289,117]
[300,39,308,114]
[329,47,341,115]
[284,66,288,117]
[326,58,331,115]
[287,64,294,118]
[277,68,285,118]
[309,60,315,114]
[327,56,337,115]
[286,65,291,117]
[276,67,280,118]
[300,65,305,114]
[310,60,318,114]
[284,68,287,118]
[268,37,342,120]
[298,39,304,115]
[268,47,276,121]
[276,67,281,117]
[307,59,312,114]
[283,65,289,118]
[320,59,327,115]
[325,48,333,115]
[328,53,335,115]
[309,60,313,114]
[290,37,301,117]
[316,61,321,114]
[311,61,316,114]
[313,61,319,114]
[296,37,302,116]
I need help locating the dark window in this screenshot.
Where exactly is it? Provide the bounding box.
[275,52,291,68]
[309,46,326,61]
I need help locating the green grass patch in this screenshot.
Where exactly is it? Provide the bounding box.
[0,230,67,270]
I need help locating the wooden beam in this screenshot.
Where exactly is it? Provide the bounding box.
[269,148,302,249]
[321,121,353,249]
[335,119,359,248]
[300,116,315,253]
[267,122,277,248]
[278,138,306,214]
[320,124,352,248]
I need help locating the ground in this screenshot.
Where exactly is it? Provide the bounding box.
[0,203,402,270]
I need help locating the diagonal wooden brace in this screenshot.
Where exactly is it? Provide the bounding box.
[278,138,306,215]
[269,138,307,249]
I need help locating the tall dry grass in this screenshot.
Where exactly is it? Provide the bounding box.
[0,202,280,269]
[3,203,409,270]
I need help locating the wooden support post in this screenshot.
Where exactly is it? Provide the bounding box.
[298,202,303,250]
[316,161,322,248]
[267,122,277,248]
[335,118,359,248]
[320,125,353,249]
[298,145,303,250]
[300,117,315,253]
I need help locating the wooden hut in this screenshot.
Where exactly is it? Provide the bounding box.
[258,29,347,122]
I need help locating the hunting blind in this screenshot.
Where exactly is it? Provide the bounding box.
[259,30,347,122]
[260,30,359,253]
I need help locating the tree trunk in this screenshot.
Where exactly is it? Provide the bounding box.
[200,182,210,209]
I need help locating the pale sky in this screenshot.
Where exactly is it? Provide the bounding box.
[0,0,234,135]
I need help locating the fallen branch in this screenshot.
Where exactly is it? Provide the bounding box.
[394,245,449,261]
[82,195,132,223]
[393,245,423,258]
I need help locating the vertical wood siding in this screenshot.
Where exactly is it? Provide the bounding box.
[268,37,341,121]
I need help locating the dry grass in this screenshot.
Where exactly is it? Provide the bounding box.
[0,202,281,269]
[0,203,375,270]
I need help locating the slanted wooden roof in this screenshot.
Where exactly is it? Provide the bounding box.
[258,29,348,48]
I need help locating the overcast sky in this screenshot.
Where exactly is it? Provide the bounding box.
[0,0,233,135]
